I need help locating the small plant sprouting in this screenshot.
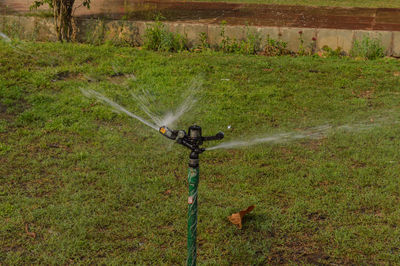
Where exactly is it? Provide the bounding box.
[86,19,106,46]
[197,32,210,51]
[350,36,385,60]
[297,30,306,56]
[144,19,188,52]
[297,31,320,56]
[241,27,262,55]
[264,35,290,56]
[218,22,261,55]
[311,36,317,54]
[321,45,345,58]
[219,20,230,52]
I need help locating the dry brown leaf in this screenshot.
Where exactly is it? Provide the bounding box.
[25,223,36,239]
[228,205,255,229]
[394,71,400,77]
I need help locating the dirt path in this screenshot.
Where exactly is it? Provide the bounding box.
[2,0,400,31]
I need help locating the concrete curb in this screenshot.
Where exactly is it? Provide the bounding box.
[1,15,399,56]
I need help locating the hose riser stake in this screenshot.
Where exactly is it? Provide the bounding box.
[187,167,199,266]
[159,124,224,266]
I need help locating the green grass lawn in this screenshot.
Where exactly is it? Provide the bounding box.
[194,0,400,8]
[1,41,400,264]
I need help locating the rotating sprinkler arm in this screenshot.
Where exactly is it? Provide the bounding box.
[202,132,225,142]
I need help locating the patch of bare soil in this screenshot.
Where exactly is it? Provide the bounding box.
[4,0,400,30]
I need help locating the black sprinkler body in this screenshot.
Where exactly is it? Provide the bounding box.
[159,125,224,155]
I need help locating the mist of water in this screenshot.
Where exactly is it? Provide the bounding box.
[132,91,197,128]
[131,78,202,128]
[108,64,201,128]
[0,31,40,60]
[0,32,11,43]
[80,88,159,131]
[161,95,196,127]
[80,69,203,133]
[206,118,391,151]
[161,79,202,127]
[206,125,331,150]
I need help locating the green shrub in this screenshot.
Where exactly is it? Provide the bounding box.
[86,19,106,46]
[218,21,230,52]
[297,31,317,56]
[264,36,290,56]
[194,32,211,52]
[350,36,385,60]
[240,29,262,55]
[218,22,261,55]
[144,21,188,52]
[321,45,345,58]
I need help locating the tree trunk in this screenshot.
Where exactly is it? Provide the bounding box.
[52,0,75,42]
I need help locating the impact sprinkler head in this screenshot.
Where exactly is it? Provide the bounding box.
[159,125,224,155]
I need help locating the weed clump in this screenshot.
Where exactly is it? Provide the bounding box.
[218,21,261,55]
[241,30,262,55]
[263,36,290,56]
[321,45,345,58]
[144,21,188,52]
[297,31,318,56]
[195,32,211,52]
[350,36,385,60]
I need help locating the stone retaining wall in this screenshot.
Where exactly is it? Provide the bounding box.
[1,15,399,56]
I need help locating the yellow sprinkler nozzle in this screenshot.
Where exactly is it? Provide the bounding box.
[159,126,178,140]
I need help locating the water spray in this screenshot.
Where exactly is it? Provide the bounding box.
[0,32,11,43]
[159,125,224,266]
[81,86,395,265]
